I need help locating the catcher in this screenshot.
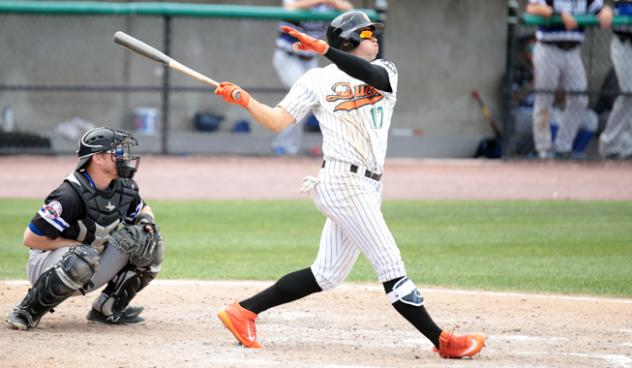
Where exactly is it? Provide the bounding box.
[5,127,163,330]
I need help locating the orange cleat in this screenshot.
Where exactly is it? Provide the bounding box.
[434,330,486,359]
[217,302,263,348]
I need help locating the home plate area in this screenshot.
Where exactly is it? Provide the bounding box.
[1,280,630,368]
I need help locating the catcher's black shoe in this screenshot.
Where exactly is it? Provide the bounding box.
[6,309,33,330]
[87,306,145,325]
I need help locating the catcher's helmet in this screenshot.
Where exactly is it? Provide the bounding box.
[326,10,383,51]
[76,127,140,179]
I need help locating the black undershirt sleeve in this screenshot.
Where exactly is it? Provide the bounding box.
[29,182,83,239]
[324,47,392,92]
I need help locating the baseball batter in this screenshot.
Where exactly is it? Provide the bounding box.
[527,0,611,158]
[5,127,163,330]
[599,0,632,158]
[214,10,486,359]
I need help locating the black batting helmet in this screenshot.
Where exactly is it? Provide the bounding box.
[326,10,383,51]
[76,127,140,179]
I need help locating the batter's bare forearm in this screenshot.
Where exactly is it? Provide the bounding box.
[245,99,295,132]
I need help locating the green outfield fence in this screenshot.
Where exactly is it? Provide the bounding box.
[0,1,378,20]
[0,1,380,155]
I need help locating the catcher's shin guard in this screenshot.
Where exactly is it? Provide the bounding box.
[6,245,100,330]
[91,264,156,323]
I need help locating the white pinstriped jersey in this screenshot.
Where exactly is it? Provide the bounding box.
[279,59,398,173]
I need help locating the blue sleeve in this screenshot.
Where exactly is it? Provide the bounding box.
[28,223,45,236]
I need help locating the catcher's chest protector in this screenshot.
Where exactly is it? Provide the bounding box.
[65,172,139,250]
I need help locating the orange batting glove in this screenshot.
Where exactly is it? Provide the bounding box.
[280,26,329,55]
[214,82,251,108]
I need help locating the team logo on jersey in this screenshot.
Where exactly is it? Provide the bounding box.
[105,201,115,212]
[38,200,70,232]
[326,82,383,111]
[42,200,63,220]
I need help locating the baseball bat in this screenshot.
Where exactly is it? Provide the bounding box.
[471,90,501,138]
[114,32,242,101]
[114,31,220,88]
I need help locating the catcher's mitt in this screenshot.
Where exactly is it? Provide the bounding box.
[107,224,162,267]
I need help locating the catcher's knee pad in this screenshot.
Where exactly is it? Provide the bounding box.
[56,244,101,289]
[9,245,99,329]
[386,277,424,307]
[93,264,156,316]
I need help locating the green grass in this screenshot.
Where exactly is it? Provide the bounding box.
[1,199,631,297]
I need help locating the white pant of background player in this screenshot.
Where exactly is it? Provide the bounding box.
[310,160,406,289]
[532,42,589,155]
[271,48,318,155]
[599,36,632,158]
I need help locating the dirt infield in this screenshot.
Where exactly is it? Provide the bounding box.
[1,281,631,368]
[2,155,632,200]
[1,155,632,368]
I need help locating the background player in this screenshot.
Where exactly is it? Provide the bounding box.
[272,0,353,155]
[214,10,486,359]
[599,0,632,159]
[5,127,163,330]
[526,0,612,159]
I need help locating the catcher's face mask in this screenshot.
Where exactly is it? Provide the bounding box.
[108,135,140,179]
[76,127,140,179]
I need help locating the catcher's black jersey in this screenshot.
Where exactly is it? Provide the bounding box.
[28,171,144,240]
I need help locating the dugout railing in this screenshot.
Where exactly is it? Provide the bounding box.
[0,1,382,155]
[502,7,632,158]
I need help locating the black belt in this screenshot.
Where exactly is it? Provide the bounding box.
[321,161,382,181]
[279,47,314,61]
[541,41,581,51]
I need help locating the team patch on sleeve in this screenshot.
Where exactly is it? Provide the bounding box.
[37,200,70,232]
